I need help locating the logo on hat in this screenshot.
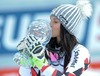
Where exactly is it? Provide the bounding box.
[59,15,68,25]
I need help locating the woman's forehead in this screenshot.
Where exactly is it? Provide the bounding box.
[50,16,59,21]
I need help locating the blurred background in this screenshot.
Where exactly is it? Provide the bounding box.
[0,0,100,76]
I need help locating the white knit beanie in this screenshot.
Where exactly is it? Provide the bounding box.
[50,0,92,35]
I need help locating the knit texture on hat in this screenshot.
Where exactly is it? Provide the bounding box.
[50,0,92,36]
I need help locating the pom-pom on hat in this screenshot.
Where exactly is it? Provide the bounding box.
[50,0,92,36]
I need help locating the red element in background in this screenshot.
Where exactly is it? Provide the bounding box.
[90,62,100,69]
[0,67,19,76]
[0,62,100,76]
[0,67,37,76]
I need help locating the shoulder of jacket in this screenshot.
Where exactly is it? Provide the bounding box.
[73,44,88,51]
[72,44,90,57]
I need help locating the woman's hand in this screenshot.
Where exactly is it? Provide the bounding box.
[24,35,48,69]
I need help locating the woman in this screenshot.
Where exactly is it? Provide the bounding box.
[15,0,92,76]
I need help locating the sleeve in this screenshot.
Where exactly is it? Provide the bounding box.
[19,66,32,76]
[19,66,38,76]
[64,46,90,76]
[40,46,90,76]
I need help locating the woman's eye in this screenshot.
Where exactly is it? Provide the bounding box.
[54,21,58,23]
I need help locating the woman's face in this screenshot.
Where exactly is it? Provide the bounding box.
[50,16,60,38]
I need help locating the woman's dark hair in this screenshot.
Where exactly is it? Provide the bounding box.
[46,24,78,69]
[60,24,78,69]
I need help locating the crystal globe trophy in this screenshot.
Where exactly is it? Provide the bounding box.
[27,19,52,46]
[13,19,52,68]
